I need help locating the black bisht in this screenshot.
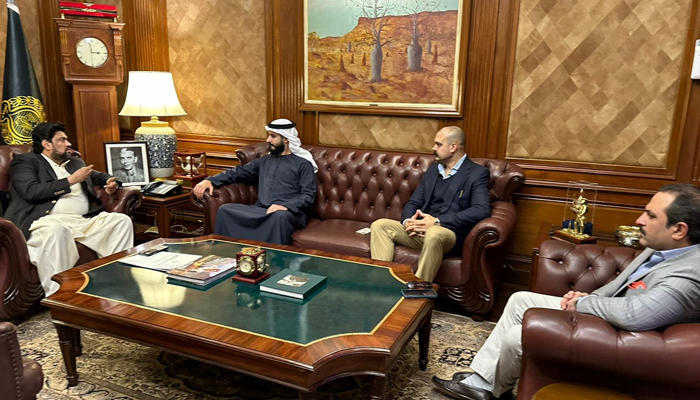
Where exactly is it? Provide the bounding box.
[0,1,46,145]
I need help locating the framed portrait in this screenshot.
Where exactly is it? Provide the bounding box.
[104,141,150,186]
[301,0,470,117]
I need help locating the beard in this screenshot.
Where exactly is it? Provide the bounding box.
[52,149,70,162]
[269,143,284,156]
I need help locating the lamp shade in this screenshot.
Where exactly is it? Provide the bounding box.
[119,71,186,117]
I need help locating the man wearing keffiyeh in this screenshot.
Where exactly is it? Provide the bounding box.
[193,119,317,245]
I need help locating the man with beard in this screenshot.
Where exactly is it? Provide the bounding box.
[5,122,133,296]
[113,147,145,183]
[193,119,317,245]
[431,185,700,400]
[370,126,491,282]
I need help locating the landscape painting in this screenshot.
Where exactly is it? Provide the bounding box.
[303,0,466,116]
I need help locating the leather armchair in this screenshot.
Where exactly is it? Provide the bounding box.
[0,321,43,400]
[518,240,700,400]
[192,142,525,317]
[0,145,142,320]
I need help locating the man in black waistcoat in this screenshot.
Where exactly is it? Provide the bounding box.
[370,126,491,281]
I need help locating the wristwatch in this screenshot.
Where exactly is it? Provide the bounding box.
[434,218,441,226]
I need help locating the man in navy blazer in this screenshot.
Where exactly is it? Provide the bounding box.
[370,126,491,281]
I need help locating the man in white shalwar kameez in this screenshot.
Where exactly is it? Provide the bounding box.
[4,122,133,296]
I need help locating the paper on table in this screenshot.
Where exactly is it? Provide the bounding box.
[120,252,202,271]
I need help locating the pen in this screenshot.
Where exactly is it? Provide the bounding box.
[460,190,463,198]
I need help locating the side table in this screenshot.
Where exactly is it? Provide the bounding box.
[532,383,634,400]
[134,191,201,239]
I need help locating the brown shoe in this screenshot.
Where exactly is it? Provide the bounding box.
[431,376,492,400]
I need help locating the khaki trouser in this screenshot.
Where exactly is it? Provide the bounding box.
[369,218,456,281]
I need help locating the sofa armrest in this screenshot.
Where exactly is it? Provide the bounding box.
[0,322,43,400]
[534,240,640,296]
[519,308,700,400]
[94,186,142,216]
[438,201,516,315]
[0,218,43,320]
[190,183,258,234]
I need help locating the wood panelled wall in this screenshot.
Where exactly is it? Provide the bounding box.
[30,0,700,282]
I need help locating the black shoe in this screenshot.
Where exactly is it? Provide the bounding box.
[452,371,474,381]
[431,376,492,400]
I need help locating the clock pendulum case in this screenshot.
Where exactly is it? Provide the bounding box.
[55,18,125,172]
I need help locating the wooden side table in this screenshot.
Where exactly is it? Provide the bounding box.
[532,383,634,400]
[134,191,201,239]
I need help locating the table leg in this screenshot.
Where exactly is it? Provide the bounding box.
[75,329,82,357]
[156,205,171,238]
[55,324,80,386]
[418,311,432,371]
[370,376,386,400]
[298,390,318,400]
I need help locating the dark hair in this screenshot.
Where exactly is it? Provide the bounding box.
[659,184,700,245]
[31,122,66,154]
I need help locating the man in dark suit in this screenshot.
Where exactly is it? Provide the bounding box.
[4,122,133,296]
[370,126,491,281]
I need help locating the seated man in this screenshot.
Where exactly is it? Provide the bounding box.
[193,119,318,245]
[370,126,491,282]
[5,122,133,296]
[113,147,145,183]
[432,183,700,400]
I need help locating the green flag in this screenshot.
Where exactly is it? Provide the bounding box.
[0,0,46,145]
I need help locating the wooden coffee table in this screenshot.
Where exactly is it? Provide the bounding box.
[42,235,433,399]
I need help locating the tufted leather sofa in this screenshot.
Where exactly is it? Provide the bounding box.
[0,145,143,320]
[518,240,700,400]
[192,142,525,316]
[0,321,43,400]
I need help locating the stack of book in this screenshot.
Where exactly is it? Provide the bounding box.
[167,255,237,287]
[259,269,326,299]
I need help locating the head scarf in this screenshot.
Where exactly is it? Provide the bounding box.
[264,119,318,173]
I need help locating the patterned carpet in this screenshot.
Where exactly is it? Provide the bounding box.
[16,309,495,400]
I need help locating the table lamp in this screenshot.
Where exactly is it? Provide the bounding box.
[119,71,187,178]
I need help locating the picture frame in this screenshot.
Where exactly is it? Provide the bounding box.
[301,0,470,117]
[104,141,150,186]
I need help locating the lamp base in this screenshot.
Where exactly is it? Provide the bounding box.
[134,117,177,178]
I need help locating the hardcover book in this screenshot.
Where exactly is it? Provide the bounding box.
[259,269,326,299]
[167,255,237,285]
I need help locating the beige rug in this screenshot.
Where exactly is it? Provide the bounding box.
[16,309,494,400]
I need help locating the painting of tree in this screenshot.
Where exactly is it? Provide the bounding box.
[303,0,466,116]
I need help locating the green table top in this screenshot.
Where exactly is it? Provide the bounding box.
[81,239,408,345]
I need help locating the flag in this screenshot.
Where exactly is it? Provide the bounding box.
[0,0,46,145]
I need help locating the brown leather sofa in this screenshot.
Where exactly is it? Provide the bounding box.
[518,240,700,400]
[0,145,142,320]
[0,321,43,400]
[192,142,525,317]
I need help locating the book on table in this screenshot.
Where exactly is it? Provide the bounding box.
[259,269,327,299]
[167,255,237,285]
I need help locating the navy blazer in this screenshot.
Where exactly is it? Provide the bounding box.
[5,152,111,239]
[401,157,491,253]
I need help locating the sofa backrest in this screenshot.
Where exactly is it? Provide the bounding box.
[236,142,525,223]
[0,145,31,192]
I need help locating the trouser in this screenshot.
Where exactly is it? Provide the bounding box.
[369,218,456,282]
[470,291,561,396]
[27,212,134,296]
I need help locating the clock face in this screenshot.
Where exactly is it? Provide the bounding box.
[256,254,266,272]
[238,256,255,275]
[76,37,109,68]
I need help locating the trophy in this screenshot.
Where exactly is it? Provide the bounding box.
[173,150,207,189]
[553,181,598,244]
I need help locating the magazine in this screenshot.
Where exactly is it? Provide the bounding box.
[167,255,237,285]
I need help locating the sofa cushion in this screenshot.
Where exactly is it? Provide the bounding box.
[292,219,371,258]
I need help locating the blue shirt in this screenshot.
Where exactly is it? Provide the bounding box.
[437,154,466,179]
